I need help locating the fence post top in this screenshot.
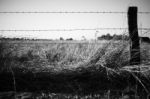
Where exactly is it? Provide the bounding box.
[128,6,138,12]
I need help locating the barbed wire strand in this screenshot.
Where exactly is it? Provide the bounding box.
[0,11,149,14]
[0,28,150,32]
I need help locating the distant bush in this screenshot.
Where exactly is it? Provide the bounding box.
[97,34,129,40]
[60,37,64,40]
[140,37,150,43]
[66,38,73,41]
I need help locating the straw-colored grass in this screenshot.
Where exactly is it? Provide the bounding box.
[0,39,150,98]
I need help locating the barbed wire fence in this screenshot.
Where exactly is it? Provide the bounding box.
[0,10,150,40]
[0,6,150,98]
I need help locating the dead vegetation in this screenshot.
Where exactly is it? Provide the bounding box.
[0,39,150,98]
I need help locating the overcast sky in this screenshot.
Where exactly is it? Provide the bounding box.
[0,0,150,40]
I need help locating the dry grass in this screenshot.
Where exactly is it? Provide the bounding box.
[0,39,150,98]
[0,40,104,71]
[0,40,130,70]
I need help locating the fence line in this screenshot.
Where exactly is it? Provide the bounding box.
[0,28,150,32]
[0,11,150,14]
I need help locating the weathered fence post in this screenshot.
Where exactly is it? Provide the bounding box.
[128,6,140,65]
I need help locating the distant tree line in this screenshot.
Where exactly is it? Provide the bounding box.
[0,36,74,41]
[60,37,73,41]
[97,33,129,40]
[0,37,52,41]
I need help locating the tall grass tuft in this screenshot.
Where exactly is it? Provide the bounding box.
[97,41,130,69]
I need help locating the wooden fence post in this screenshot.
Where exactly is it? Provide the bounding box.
[128,6,140,65]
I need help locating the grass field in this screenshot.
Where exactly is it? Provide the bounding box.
[0,40,129,70]
[0,39,150,99]
[1,39,150,70]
